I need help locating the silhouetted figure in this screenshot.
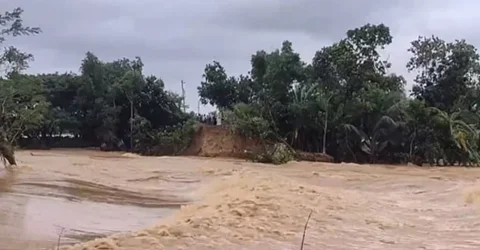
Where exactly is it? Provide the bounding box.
[212,115,217,125]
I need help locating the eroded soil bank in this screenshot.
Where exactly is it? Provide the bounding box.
[3,150,480,249]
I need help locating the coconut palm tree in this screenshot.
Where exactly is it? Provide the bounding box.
[344,115,399,163]
[288,82,319,147]
[428,107,480,166]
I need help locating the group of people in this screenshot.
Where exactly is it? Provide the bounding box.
[195,113,218,125]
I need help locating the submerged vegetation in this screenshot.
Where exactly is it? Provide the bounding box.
[2,7,480,166]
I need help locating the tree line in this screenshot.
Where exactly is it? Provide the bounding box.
[1,7,480,166]
[198,25,480,166]
[0,8,196,163]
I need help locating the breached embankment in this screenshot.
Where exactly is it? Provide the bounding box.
[184,124,334,163]
[183,125,262,158]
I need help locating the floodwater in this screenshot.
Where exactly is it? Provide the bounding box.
[0,150,200,250]
[2,150,480,249]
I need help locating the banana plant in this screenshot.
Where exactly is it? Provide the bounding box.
[428,107,480,165]
[344,115,399,163]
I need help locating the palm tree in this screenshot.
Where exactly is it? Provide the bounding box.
[387,99,424,162]
[344,115,399,163]
[316,92,333,154]
[290,82,335,153]
[428,107,480,165]
[289,82,319,147]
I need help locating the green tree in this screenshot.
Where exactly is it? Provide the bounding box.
[0,7,42,165]
[408,36,480,112]
[115,57,144,149]
[0,8,41,77]
[198,61,240,109]
[0,75,49,144]
[429,107,479,165]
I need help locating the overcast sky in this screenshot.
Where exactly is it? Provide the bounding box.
[1,0,478,113]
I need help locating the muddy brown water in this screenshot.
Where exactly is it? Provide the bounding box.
[0,150,203,250]
[3,150,480,249]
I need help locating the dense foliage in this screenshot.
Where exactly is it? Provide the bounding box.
[0,8,194,160]
[3,7,480,166]
[199,25,480,166]
[13,53,194,154]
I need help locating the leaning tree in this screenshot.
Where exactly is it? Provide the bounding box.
[0,7,42,166]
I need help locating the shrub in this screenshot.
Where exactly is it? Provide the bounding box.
[133,116,196,156]
[222,103,273,140]
[250,143,295,165]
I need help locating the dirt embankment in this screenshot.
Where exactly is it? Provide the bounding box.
[184,125,333,162]
[184,125,262,158]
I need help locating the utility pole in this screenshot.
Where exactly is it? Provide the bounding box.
[181,80,186,112]
[197,99,201,114]
[322,94,333,154]
[130,67,135,151]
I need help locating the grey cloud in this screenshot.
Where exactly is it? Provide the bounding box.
[3,0,480,111]
[211,0,424,41]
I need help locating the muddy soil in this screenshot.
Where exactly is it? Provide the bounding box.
[2,150,480,249]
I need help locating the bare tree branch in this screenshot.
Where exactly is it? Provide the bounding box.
[57,227,65,250]
[300,210,313,250]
